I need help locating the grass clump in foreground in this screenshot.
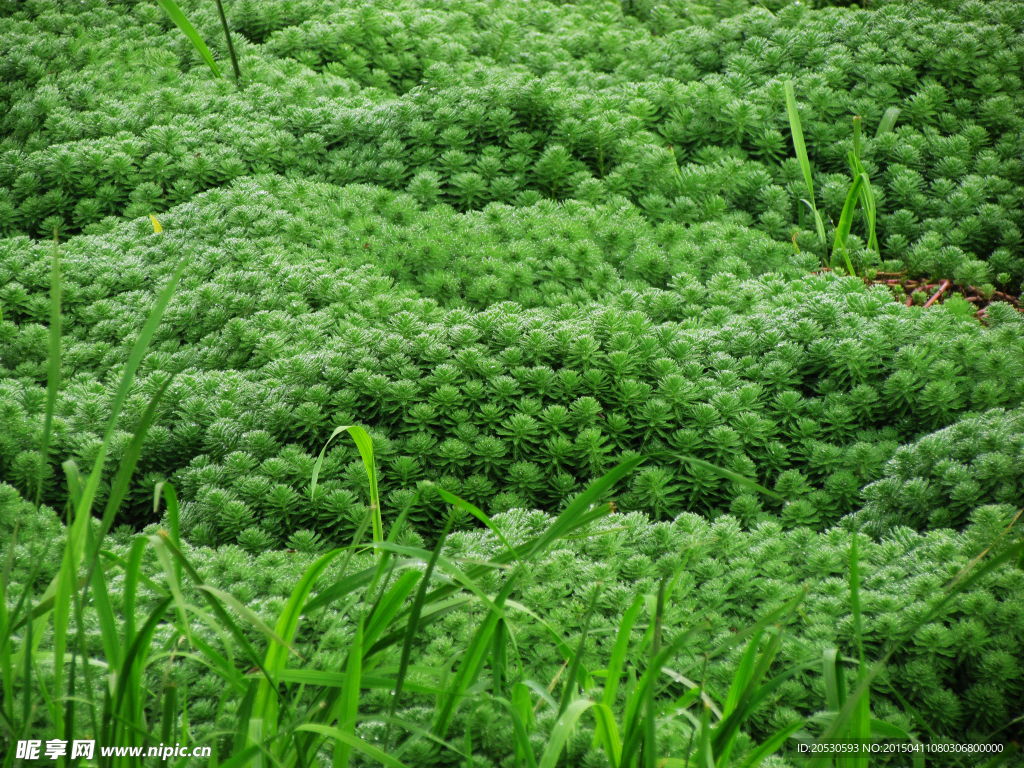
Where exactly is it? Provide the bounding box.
[2,245,1023,768]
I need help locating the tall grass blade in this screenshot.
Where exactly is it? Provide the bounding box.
[558,585,600,717]
[784,81,826,246]
[297,724,408,768]
[832,174,863,276]
[537,700,610,768]
[525,455,644,559]
[333,619,363,768]
[875,107,900,137]
[312,426,381,541]
[432,575,519,738]
[156,532,273,679]
[431,486,522,565]
[109,596,174,743]
[852,116,862,165]
[363,571,421,651]
[156,0,223,78]
[391,522,451,716]
[675,455,785,501]
[601,595,644,710]
[35,228,61,509]
[823,649,843,712]
[493,696,539,768]
[213,0,242,80]
[370,459,640,658]
[254,549,345,739]
[736,720,804,768]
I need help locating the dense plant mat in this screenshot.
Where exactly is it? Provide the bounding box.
[2,0,1024,288]
[2,179,1023,545]
[3,0,1024,764]
[4,483,1024,764]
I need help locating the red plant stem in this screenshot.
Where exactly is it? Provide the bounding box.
[923,280,950,308]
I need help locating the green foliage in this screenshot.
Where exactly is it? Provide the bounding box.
[4,480,1023,764]
[1,0,1022,285]
[3,0,1024,764]
[2,177,1024,542]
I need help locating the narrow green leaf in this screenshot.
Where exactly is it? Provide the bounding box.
[150,532,193,649]
[392,523,451,715]
[807,541,1024,767]
[493,696,538,768]
[213,0,242,80]
[161,683,177,747]
[433,574,519,737]
[88,555,121,674]
[875,107,901,137]
[111,596,174,736]
[823,649,841,712]
[558,585,601,717]
[155,0,223,78]
[785,81,826,246]
[35,228,61,509]
[431,486,522,566]
[832,173,864,277]
[313,426,381,541]
[852,116,862,165]
[363,571,422,652]
[675,455,785,501]
[602,595,643,710]
[298,724,408,768]
[736,719,804,768]
[333,619,362,768]
[537,700,608,768]
[156,532,272,681]
[527,455,645,560]
[722,627,765,719]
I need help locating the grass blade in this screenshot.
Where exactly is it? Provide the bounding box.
[785,81,826,246]
[391,522,451,716]
[602,595,643,710]
[493,696,539,768]
[537,700,608,768]
[875,107,900,137]
[807,540,1024,767]
[328,618,363,768]
[155,0,223,78]
[213,0,242,81]
[313,426,381,541]
[832,174,863,276]
[363,571,422,652]
[675,455,785,501]
[433,574,519,738]
[525,455,644,560]
[297,724,408,768]
[364,460,635,661]
[823,648,842,712]
[254,547,345,746]
[35,227,61,509]
[155,532,273,682]
[736,720,804,768]
[431,485,522,566]
[558,585,600,717]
